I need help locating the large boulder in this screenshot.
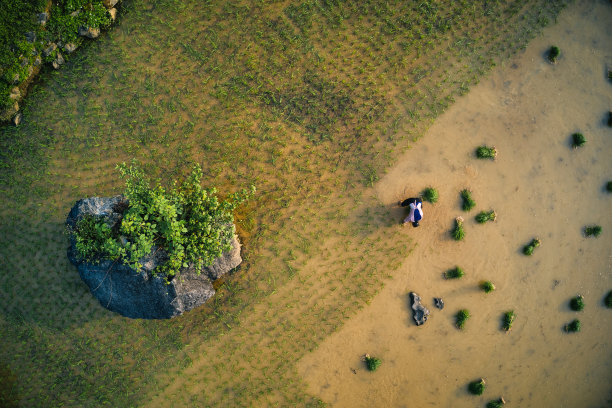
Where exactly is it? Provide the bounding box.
[66,196,242,319]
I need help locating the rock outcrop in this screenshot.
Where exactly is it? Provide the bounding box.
[66,196,242,319]
[409,292,430,326]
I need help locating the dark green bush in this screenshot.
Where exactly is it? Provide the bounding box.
[547,45,560,62]
[444,266,464,279]
[480,280,495,293]
[364,355,381,372]
[475,145,497,159]
[460,189,476,211]
[486,398,506,408]
[569,295,584,311]
[523,238,541,255]
[69,162,254,280]
[456,309,470,329]
[604,290,612,308]
[452,216,465,241]
[571,132,586,148]
[475,210,497,223]
[584,225,602,237]
[420,187,438,203]
[564,319,580,333]
[502,310,515,331]
[607,181,612,193]
[468,378,485,395]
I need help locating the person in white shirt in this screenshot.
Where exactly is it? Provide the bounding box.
[399,197,423,227]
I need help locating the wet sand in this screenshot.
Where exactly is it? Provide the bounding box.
[298,2,612,407]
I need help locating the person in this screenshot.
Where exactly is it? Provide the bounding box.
[399,197,423,227]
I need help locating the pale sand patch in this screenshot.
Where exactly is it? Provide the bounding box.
[298,2,612,407]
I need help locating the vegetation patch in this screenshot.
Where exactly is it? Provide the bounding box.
[475,210,497,223]
[487,397,506,408]
[547,45,560,63]
[475,145,497,159]
[502,310,515,331]
[460,189,476,211]
[571,132,586,148]
[364,354,382,372]
[523,238,541,255]
[569,295,584,311]
[583,225,602,237]
[455,309,470,330]
[420,187,439,204]
[480,280,495,293]
[444,266,465,279]
[564,319,581,333]
[468,378,486,395]
[604,290,612,308]
[607,181,612,193]
[68,162,254,280]
[452,216,465,241]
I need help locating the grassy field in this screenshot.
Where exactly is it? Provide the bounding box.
[0,0,570,406]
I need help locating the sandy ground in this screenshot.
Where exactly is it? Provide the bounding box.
[298,2,612,407]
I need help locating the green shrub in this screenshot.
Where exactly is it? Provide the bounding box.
[468,378,485,395]
[69,162,254,280]
[607,111,612,127]
[547,45,560,63]
[523,238,541,255]
[456,309,470,329]
[451,216,465,241]
[502,310,515,331]
[564,319,580,333]
[486,398,506,408]
[604,290,612,308]
[571,132,586,148]
[475,210,497,223]
[420,187,438,203]
[569,295,584,311]
[607,181,612,193]
[480,281,495,293]
[460,189,476,211]
[475,145,497,159]
[584,225,602,237]
[444,266,464,279]
[364,354,381,372]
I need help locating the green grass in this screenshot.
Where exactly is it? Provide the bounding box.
[584,225,602,237]
[604,291,612,308]
[460,189,476,211]
[502,310,515,331]
[569,295,584,311]
[444,266,465,279]
[547,45,560,63]
[452,216,465,241]
[475,210,497,223]
[364,354,382,372]
[564,319,581,333]
[571,132,586,148]
[475,145,497,159]
[420,187,439,204]
[468,378,486,395]
[480,280,495,293]
[0,0,572,405]
[487,398,506,408]
[456,309,470,330]
[607,181,612,193]
[523,238,541,255]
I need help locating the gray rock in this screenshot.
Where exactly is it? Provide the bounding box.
[37,12,49,25]
[64,43,78,53]
[13,113,22,126]
[78,26,100,39]
[66,196,242,319]
[409,292,430,326]
[433,297,444,309]
[43,43,57,57]
[25,31,36,43]
[103,0,119,8]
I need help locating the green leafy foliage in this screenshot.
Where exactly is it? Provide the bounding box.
[502,310,515,331]
[605,291,612,309]
[523,238,541,255]
[468,378,485,395]
[547,45,560,62]
[607,181,612,193]
[487,398,506,408]
[460,189,475,211]
[564,319,580,333]
[456,309,470,329]
[452,216,465,241]
[569,295,584,311]
[475,145,497,159]
[475,210,497,223]
[584,225,601,237]
[571,132,585,148]
[444,266,464,279]
[480,280,495,293]
[364,354,381,372]
[420,187,438,203]
[71,162,254,280]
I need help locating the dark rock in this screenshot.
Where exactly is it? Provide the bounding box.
[409,292,430,326]
[433,297,444,309]
[25,31,36,43]
[43,43,57,57]
[13,113,22,126]
[66,196,242,319]
[78,26,100,39]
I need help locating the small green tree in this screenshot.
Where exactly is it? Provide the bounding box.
[71,162,254,280]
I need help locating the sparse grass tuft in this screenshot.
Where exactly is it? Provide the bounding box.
[444,266,464,279]
[452,217,465,241]
[364,354,382,372]
[475,145,497,159]
[569,295,584,311]
[468,378,486,395]
[480,281,495,293]
[564,319,580,333]
[475,210,497,223]
[420,187,439,203]
[456,309,470,330]
[502,310,515,331]
[571,132,586,148]
[523,238,541,255]
[460,189,476,211]
[584,225,602,237]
